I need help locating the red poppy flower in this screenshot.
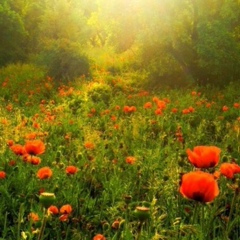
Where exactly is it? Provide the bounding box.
[123,106,130,113]
[59,214,69,222]
[123,106,136,113]
[206,103,212,108]
[182,109,190,114]
[90,108,96,114]
[220,163,240,179]
[37,167,53,179]
[25,132,37,140]
[143,102,152,109]
[129,106,136,112]
[48,205,59,215]
[65,134,71,141]
[8,160,16,166]
[186,146,221,168]
[0,171,6,179]
[155,108,162,115]
[222,106,229,112]
[6,104,13,112]
[180,171,219,203]
[88,113,94,118]
[233,103,239,109]
[111,115,117,122]
[138,90,149,97]
[115,105,121,110]
[126,156,136,165]
[84,142,95,150]
[60,204,72,214]
[152,96,158,102]
[22,154,31,163]
[32,122,40,129]
[93,234,106,240]
[29,156,41,165]
[10,144,26,156]
[101,109,110,115]
[163,98,170,103]
[213,170,221,180]
[156,100,166,110]
[188,106,195,113]
[7,140,14,146]
[39,188,45,195]
[28,212,40,222]
[66,166,78,175]
[24,140,45,155]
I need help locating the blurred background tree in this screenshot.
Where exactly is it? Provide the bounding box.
[35,0,91,82]
[0,1,27,66]
[0,0,239,86]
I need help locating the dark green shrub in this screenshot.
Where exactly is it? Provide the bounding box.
[37,39,91,83]
[0,2,27,66]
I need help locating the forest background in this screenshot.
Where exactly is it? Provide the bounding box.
[1,0,240,88]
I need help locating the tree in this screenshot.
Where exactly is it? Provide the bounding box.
[133,0,240,85]
[36,0,91,81]
[193,0,240,83]
[0,1,27,66]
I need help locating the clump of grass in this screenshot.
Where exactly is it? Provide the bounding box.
[0,68,239,239]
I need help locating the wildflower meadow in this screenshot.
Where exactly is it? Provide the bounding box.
[0,66,239,240]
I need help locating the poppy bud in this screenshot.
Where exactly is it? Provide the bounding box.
[133,206,150,221]
[124,195,132,204]
[39,192,56,208]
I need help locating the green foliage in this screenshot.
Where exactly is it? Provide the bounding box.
[38,0,89,43]
[1,0,240,87]
[195,19,240,84]
[0,63,44,81]
[87,82,112,104]
[37,39,91,83]
[0,68,240,239]
[0,2,27,66]
[125,0,240,86]
[67,94,87,114]
[0,63,53,105]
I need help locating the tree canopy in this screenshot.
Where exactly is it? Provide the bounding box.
[1,0,240,85]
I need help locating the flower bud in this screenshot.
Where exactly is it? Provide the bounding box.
[39,192,56,208]
[124,195,132,204]
[133,206,150,221]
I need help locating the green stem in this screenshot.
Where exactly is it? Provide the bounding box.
[3,211,8,239]
[17,203,24,240]
[136,221,143,240]
[38,209,47,240]
[192,202,200,225]
[226,189,238,237]
[201,204,205,237]
[188,202,200,240]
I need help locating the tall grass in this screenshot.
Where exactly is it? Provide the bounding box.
[0,64,239,239]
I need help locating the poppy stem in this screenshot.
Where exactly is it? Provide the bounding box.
[17,203,24,240]
[191,202,200,225]
[37,208,47,240]
[201,204,205,236]
[136,221,144,240]
[188,206,196,240]
[226,188,239,237]
[189,202,202,240]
